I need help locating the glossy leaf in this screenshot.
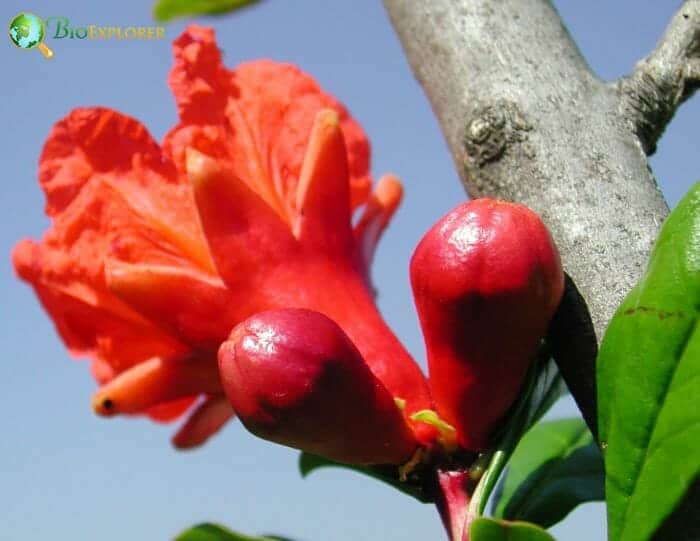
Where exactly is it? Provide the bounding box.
[469,517,556,541]
[598,180,700,541]
[176,523,295,541]
[153,0,259,21]
[492,418,604,528]
[298,452,432,503]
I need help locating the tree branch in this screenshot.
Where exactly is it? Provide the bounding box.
[383,0,693,342]
[615,0,700,154]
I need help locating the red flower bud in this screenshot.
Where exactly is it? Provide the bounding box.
[218,309,418,465]
[410,199,564,450]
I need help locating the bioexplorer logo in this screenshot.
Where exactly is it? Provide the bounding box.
[8,12,53,58]
[8,12,166,59]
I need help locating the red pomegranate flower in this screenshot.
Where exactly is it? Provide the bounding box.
[12,25,432,451]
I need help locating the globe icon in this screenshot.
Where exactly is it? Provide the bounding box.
[8,12,54,58]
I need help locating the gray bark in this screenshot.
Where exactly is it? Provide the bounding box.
[383,0,700,340]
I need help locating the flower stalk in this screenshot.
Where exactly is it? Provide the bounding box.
[435,469,476,541]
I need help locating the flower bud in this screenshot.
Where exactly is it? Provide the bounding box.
[410,199,564,450]
[218,309,418,465]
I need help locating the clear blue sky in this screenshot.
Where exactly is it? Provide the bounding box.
[1,2,697,540]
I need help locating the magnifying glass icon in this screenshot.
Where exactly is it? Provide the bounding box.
[8,12,54,59]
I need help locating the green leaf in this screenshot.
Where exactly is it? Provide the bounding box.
[175,523,292,541]
[598,180,700,541]
[492,418,604,528]
[153,0,260,22]
[298,452,432,503]
[469,517,556,541]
